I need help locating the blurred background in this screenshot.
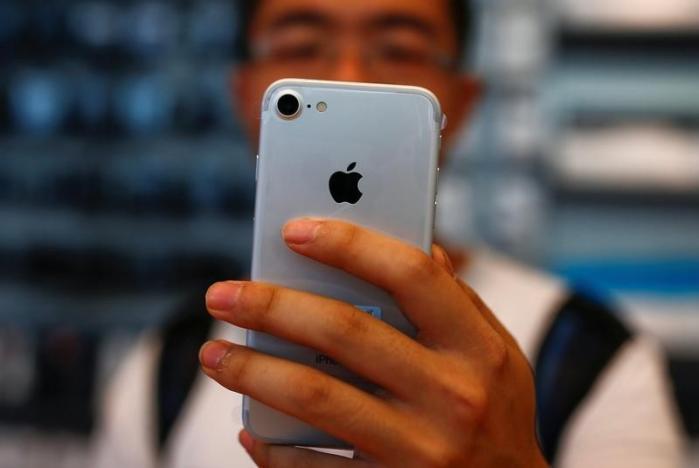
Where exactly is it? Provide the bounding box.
[0,0,697,466]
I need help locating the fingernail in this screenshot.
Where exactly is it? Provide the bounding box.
[206,282,242,312]
[239,430,254,454]
[283,219,321,245]
[199,341,230,369]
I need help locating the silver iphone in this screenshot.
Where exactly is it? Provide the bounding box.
[244,79,443,447]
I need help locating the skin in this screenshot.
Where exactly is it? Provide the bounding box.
[200,1,549,466]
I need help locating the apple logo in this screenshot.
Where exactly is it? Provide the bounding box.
[329,162,363,204]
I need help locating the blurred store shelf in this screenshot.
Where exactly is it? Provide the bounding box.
[549,124,699,193]
[0,1,252,442]
[544,62,699,120]
[558,27,699,55]
[623,297,699,354]
[555,0,699,30]
[541,2,699,336]
[0,206,253,256]
[464,3,699,387]
[0,428,90,468]
[0,285,184,330]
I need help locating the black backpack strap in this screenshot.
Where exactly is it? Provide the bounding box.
[156,295,215,451]
[534,293,632,463]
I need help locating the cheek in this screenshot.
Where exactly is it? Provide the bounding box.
[246,80,268,118]
[429,79,474,146]
[410,79,455,117]
[249,92,263,127]
[243,68,300,118]
[419,82,459,136]
[435,85,459,117]
[238,71,277,144]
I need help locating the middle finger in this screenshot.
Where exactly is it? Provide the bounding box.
[200,341,423,463]
[282,219,496,349]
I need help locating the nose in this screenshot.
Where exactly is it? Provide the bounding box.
[328,44,372,83]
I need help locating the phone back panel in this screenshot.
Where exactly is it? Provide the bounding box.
[244,79,442,446]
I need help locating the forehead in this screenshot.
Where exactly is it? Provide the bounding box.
[250,0,457,47]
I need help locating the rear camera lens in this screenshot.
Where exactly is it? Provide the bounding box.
[277,93,301,118]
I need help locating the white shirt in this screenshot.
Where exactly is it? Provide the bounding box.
[92,250,686,467]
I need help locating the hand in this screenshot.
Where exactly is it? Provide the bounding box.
[200,219,548,468]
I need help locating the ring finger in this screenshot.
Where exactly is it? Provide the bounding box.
[199,340,423,462]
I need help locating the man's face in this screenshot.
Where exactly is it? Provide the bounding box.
[234,0,480,150]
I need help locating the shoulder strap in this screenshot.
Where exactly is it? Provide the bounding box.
[156,295,215,451]
[534,293,632,463]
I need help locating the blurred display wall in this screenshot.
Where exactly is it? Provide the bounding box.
[0,0,698,466]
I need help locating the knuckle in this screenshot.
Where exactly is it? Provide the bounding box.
[288,370,332,411]
[335,221,360,245]
[332,222,360,252]
[435,449,463,468]
[453,384,489,426]
[266,448,294,468]
[484,333,510,373]
[433,370,490,427]
[464,384,490,424]
[223,350,252,390]
[332,307,369,344]
[251,284,282,329]
[401,250,440,284]
[414,441,462,468]
[263,451,279,468]
[285,449,316,468]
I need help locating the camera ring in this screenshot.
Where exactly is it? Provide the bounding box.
[275,90,303,120]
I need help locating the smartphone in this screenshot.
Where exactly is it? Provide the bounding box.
[244,79,443,447]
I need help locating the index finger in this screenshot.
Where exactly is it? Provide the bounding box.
[281,218,495,348]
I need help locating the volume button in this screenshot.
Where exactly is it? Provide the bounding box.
[255,154,260,181]
[433,166,439,236]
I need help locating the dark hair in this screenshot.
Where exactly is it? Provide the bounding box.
[235,0,472,61]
